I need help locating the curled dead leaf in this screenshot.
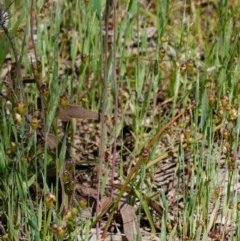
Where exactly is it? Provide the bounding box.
[58,105,99,121]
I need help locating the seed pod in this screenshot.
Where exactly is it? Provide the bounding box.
[1,232,9,240]
[215,187,221,197]
[10,142,17,151]
[31,117,40,130]
[14,102,26,115]
[166,222,172,232]
[217,108,224,118]
[229,154,236,163]
[159,47,166,59]
[208,93,216,106]
[14,113,22,125]
[51,223,58,234]
[159,61,166,70]
[5,147,12,156]
[59,94,69,108]
[160,36,168,42]
[225,104,231,114]
[186,137,194,145]
[62,170,71,184]
[180,63,187,73]
[40,85,50,97]
[44,193,56,208]
[71,207,78,216]
[141,148,149,162]
[65,158,75,171]
[228,163,235,172]
[64,180,76,195]
[79,197,88,207]
[230,108,238,120]
[62,207,72,220]
[57,224,67,239]
[237,202,240,211]
[220,95,229,108]
[222,128,230,140]
[229,202,234,209]
[33,60,42,81]
[186,58,195,71]
[184,127,191,139]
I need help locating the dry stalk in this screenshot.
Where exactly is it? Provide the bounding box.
[96,0,111,238]
[30,0,46,136]
[111,0,118,200]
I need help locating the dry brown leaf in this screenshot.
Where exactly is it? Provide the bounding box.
[75,184,98,199]
[208,229,222,240]
[46,133,58,149]
[119,202,142,241]
[58,105,99,121]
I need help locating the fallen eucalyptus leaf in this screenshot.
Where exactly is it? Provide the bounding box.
[119,202,142,241]
[46,133,59,150]
[58,105,99,121]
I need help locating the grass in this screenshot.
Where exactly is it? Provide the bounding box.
[1,0,240,240]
